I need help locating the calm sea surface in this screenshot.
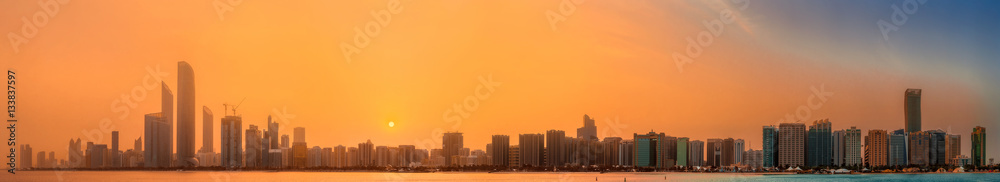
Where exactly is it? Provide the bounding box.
[9,171,1000,181]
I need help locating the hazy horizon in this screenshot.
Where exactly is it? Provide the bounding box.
[2,0,998,163]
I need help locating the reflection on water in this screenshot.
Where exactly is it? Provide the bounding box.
[10,171,1000,182]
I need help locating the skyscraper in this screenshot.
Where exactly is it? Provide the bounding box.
[832,130,845,166]
[972,126,986,167]
[662,136,678,168]
[908,131,930,166]
[201,106,213,153]
[491,135,510,167]
[762,125,778,168]
[603,137,623,166]
[292,127,307,168]
[864,130,888,167]
[778,123,806,167]
[904,89,921,133]
[807,119,831,167]
[928,130,947,165]
[576,115,598,141]
[443,132,464,166]
[677,137,688,167]
[111,131,120,167]
[689,140,704,167]
[634,132,665,168]
[546,130,566,167]
[220,115,243,169]
[946,134,961,165]
[177,61,197,167]
[358,140,374,167]
[268,116,279,149]
[245,125,262,168]
[888,129,908,166]
[734,139,745,166]
[143,112,170,168]
[722,138,735,166]
[518,133,545,167]
[707,138,722,167]
[845,127,863,166]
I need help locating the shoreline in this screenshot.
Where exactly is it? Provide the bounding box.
[16,169,1000,175]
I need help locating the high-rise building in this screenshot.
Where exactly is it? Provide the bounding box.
[744,149,764,168]
[972,126,986,166]
[864,130,888,167]
[245,125,262,168]
[762,125,778,168]
[734,139,745,166]
[443,132,463,166]
[160,81,173,167]
[946,134,961,165]
[220,115,243,169]
[928,130,947,165]
[91,145,108,168]
[143,112,170,168]
[201,106,213,153]
[268,116,279,149]
[833,130,845,166]
[577,115,598,141]
[509,145,520,167]
[491,135,510,167]
[722,138,734,166]
[845,127,862,166]
[662,136,678,168]
[291,127,307,168]
[807,119,832,167]
[69,138,83,168]
[689,140,704,167]
[707,139,723,167]
[111,131,120,167]
[603,137,623,166]
[778,123,806,167]
[546,130,566,167]
[908,131,931,166]
[518,133,545,167]
[888,129,908,166]
[677,137,689,167]
[281,135,289,148]
[398,145,415,167]
[634,132,665,168]
[177,61,197,167]
[293,127,305,143]
[333,145,347,168]
[375,146,389,167]
[621,140,635,167]
[358,140,374,167]
[904,89,921,133]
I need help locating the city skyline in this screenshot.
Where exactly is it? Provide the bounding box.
[4,0,1000,169]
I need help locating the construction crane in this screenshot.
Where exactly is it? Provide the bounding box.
[223,97,247,116]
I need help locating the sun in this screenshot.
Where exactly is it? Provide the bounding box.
[388,121,395,128]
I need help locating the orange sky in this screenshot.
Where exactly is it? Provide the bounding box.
[2,0,996,161]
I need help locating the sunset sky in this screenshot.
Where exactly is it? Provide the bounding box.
[2,0,999,161]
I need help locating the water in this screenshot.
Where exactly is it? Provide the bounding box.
[9,171,1000,181]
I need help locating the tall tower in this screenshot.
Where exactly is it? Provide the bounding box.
[268,116,279,149]
[177,61,197,167]
[577,115,597,141]
[201,106,213,153]
[443,132,464,166]
[972,126,986,166]
[160,82,173,167]
[904,89,921,133]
